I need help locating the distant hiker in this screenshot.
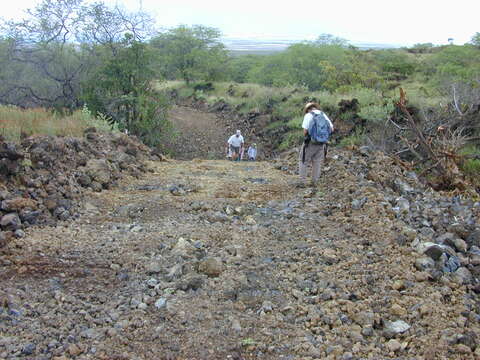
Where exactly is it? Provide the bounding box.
[299,102,333,186]
[247,143,257,161]
[227,130,244,161]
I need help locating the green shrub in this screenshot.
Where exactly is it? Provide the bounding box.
[400,81,446,109]
[265,120,286,131]
[461,158,480,177]
[460,145,480,157]
[207,96,227,106]
[338,110,357,121]
[193,90,206,101]
[338,129,365,147]
[286,116,303,129]
[460,146,480,182]
[177,87,195,98]
[272,101,301,120]
[157,80,184,90]
[359,103,394,123]
[341,87,383,106]
[279,129,303,150]
[315,91,341,111]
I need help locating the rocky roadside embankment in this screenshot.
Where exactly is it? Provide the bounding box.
[277,146,480,287]
[1,142,480,359]
[0,129,161,249]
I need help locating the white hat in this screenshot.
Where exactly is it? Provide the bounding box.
[303,102,320,114]
[236,130,241,135]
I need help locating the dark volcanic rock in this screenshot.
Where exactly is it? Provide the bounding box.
[466,230,480,248]
[0,133,155,237]
[0,213,22,231]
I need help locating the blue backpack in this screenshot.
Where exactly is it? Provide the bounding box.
[308,111,331,144]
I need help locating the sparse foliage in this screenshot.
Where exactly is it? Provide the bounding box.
[0,0,170,146]
[0,0,154,110]
[82,35,169,146]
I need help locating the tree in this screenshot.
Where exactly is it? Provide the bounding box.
[373,49,416,80]
[0,0,153,109]
[427,45,480,84]
[82,34,169,146]
[471,32,480,47]
[314,33,349,47]
[150,25,228,84]
[0,0,170,146]
[226,55,264,83]
[245,42,369,91]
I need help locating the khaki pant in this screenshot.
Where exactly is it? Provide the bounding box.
[298,143,325,184]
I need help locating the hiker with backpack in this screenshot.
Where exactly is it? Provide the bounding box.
[227,130,244,162]
[298,102,334,186]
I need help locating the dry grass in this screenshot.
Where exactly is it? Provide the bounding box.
[0,105,116,142]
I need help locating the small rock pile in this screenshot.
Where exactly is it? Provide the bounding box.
[0,129,158,248]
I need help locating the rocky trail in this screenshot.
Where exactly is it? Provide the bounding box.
[162,105,266,160]
[1,147,480,359]
[162,106,229,160]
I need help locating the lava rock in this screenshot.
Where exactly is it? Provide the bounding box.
[198,257,223,277]
[0,213,22,230]
[466,230,480,248]
[383,320,411,338]
[415,257,435,271]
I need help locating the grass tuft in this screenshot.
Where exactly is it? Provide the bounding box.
[0,105,117,142]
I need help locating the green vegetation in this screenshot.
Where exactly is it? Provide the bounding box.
[338,129,365,148]
[460,146,480,186]
[278,130,304,151]
[472,33,480,47]
[82,35,170,147]
[150,25,228,84]
[0,0,168,146]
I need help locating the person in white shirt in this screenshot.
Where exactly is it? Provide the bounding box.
[227,130,244,161]
[299,102,334,186]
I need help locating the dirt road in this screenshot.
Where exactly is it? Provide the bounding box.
[163,106,226,160]
[1,152,479,359]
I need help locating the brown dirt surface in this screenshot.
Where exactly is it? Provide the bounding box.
[1,149,480,359]
[163,106,234,160]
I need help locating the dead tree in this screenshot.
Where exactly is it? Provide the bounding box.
[396,88,468,190]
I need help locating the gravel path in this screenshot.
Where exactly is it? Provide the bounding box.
[1,153,479,359]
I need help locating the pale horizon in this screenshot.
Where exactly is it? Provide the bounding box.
[3,0,479,46]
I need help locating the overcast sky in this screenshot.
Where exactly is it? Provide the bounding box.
[4,0,479,45]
